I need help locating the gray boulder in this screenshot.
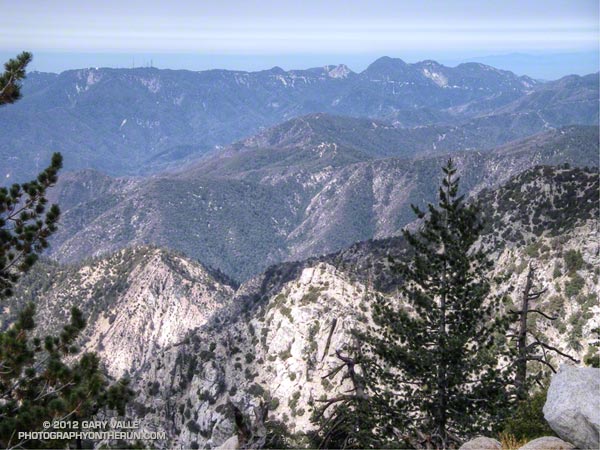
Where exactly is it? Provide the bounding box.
[459,437,501,450]
[543,365,600,449]
[518,436,575,450]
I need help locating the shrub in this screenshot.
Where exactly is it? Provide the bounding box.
[279,346,292,360]
[584,346,600,368]
[148,381,160,396]
[248,383,265,397]
[564,249,584,273]
[269,396,280,410]
[500,387,556,440]
[280,305,293,322]
[564,274,585,297]
[288,391,301,410]
[552,262,562,279]
[498,432,528,450]
[186,420,201,434]
[199,350,215,361]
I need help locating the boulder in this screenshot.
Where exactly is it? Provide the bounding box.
[459,437,501,450]
[215,435,238,450]
[518,436,575,450]
[543,365,600,450]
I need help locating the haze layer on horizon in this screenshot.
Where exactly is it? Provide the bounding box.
[2,0,598,79]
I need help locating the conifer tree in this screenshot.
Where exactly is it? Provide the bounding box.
[367,159,513,448]
[0,52,133,449]
[0,51,32,104]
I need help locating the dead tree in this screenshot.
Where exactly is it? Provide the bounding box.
[313,344,371,449]
[216,401,268,450]
[511,263,579,400]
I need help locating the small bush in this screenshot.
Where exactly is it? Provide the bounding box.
[552,262,562,279]
[288,391,301,410]
[564,249,584,273]
[248,383,265,397]
[186,420,201,434]
[279,346,292,360]
[564,274,585,297]
[584,347,600,368]
[498,432,528,450]
[500,387,556,440]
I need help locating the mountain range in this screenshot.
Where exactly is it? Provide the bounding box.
[2,53,599,448]
[9,165,599,447]
[46,119,598,281]
[1,57,597,181]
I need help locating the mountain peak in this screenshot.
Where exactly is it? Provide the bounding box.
[365,56,407,69]
[362,56,417,80]
[268,66,286,74]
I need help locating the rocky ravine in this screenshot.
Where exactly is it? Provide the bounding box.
[7,246,235,378]
[8,166,599,447]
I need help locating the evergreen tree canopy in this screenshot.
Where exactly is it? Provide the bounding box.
[0,51,32,104]
[0,304,133,449]
[366,159,512,448]
[0,153,63,299]
[0,52,134,449]
[0,51,63,300]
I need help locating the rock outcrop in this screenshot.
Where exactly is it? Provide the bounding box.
[543,365,600,450]
[8,246,235,377]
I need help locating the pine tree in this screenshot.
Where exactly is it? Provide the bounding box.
[366,159,512,448]
[0,152,62,299]
[0,51,32,104]
[0,53,133,449]
[0,51,63,300]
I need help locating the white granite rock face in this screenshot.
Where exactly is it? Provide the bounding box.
[543,365,600,450]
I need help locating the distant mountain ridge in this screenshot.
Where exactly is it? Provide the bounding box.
[46,123,599,281]
[1,57,596,181]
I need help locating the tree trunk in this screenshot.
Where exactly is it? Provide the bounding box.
[515,264,534,400]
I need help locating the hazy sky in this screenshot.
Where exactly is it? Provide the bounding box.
[1,0,598,76]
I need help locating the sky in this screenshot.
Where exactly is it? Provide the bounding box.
[1,0,598,78]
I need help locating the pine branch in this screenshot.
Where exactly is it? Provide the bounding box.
[526,309,558,320]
